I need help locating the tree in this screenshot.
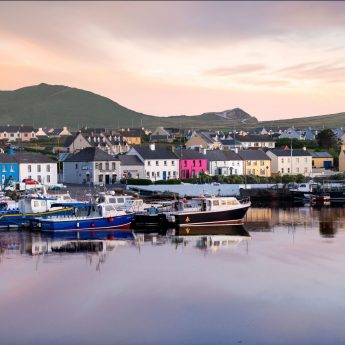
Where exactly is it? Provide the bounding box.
[316,129,340,150]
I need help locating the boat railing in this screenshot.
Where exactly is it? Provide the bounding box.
[237,197,250,205]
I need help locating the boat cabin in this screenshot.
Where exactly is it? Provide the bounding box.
[173,196,242,213]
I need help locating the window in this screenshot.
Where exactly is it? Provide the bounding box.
[152,172,155,177]
[37,165,41,173]
[281,158,284,163]
[253,161,257,166]
[28,165,31,173]
[184,161,187,167]
[156,161,159,166]
[168,171,171,176]
[296,158,300,163]
[172,161,175,166]
[112,162,116,170]
[10,165,14,172]
[260,161,264,166]
[252,169,255,174]
[99,174,103,182]
[10,133,14,137]
[199,160,202,167]
[173,171,176,176]
[24,133,28,137]
[281,168,284,173]
[105,162,109,170]
[164,161,167,166]
[260,169,265,175]
[99,163,103,170]
[246,169,251,175]
[75,164,78,169]
[95,163,99,169]
[148,161,151,166]
[304,167,308,173]
[304,157,308,163]
[47,165,50,172]
[287,168,290,173]
[146,172,150,177]
[47,175,50,183]
[157,171,160,178]
[213,200,219,206]
[2,166,6,172]
[296,167,300,173]
[247,161,251,166]
[37,175,42,182]
[193,160,195,167]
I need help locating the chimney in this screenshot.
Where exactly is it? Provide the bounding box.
[171,146,175,152]
[149,143,156,151]
[303,146,306,151]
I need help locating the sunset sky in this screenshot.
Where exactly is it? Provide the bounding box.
[1,1,345,120]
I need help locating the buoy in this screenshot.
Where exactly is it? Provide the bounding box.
[108,217,114,222]
[91,223,95,227]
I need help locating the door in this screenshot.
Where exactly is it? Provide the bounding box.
[163,171,167,181]
[105,174,110,184]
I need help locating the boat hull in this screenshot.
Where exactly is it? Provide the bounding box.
[38,212,135,232]
[173,205,250,227]
[0,208,74,229]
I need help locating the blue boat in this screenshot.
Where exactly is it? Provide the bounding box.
[36,202,135,232]
[0,196,75,229]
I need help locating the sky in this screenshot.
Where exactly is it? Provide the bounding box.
[0,1,345,121]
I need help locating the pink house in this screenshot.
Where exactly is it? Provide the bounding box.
[178,149,208,179]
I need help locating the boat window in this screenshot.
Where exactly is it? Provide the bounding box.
[221,200,226,206]
[227,199,239,205]
[41,201,46,207]
[213,200,219,206]
[300,184,306,188]
[117,198,124,204]
[104,205,114,212]
[34,201,39,207]
[214,241,220,246]
[108,198,116,203]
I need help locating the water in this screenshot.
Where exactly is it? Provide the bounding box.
[1,207,345,345]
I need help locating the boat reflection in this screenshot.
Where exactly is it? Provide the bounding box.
[172,225,250,253]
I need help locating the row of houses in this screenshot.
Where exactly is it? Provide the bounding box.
[61,144,334,185]
[0,152,57,186]
[0,145,336,187]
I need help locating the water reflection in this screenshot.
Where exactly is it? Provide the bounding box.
[2,208,345,345]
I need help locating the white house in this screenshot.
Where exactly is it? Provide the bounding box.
[127,143,179,181]
[118,155,145,179]
[63,147,120,185]
[13,152,58,185]
[206,150,244,176]
[266,148,312,176]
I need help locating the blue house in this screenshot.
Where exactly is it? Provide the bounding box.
[0,154,19,188]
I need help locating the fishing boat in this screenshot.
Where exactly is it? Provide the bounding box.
[35,202,135,232]
[168,195,251,227]
[0,194,77,229]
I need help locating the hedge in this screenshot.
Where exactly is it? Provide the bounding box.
[120,178,152,185]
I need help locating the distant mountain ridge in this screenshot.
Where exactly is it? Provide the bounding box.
[0,83,258,129]
[0,83,343,129]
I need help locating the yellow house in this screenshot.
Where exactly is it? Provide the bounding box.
[312,152,334,169]
[119,128,142,145]
[238,149,271,177]
[185,132,221,150]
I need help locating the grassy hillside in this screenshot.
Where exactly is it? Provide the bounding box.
[0,84,257,129]
[257,112,345,129]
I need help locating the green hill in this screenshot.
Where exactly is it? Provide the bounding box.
[0,83,257,129]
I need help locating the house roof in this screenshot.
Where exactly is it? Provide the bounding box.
[0,125,35,133]
[219,139,240,146]
[0,154,18,163]
[64,147,118,162]
[178,149,207,160]
[133,146,179,160]
[238,150,271,160]
[236,135,274,142]
[268,149,312,157]
[206,150,242,161]
[312,152,333,158]
[118,155,144,166]
[12,152,55,164]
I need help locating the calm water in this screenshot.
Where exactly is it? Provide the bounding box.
[1,207,345,345]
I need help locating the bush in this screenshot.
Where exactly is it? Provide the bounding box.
[120,178,152,185]
[154,179,182,185]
